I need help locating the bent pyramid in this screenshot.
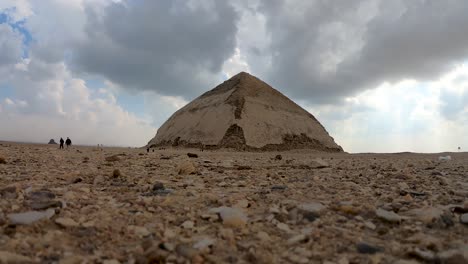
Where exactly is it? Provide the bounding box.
[148,72,343,152]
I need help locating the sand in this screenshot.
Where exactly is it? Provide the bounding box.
[0,142,467,263]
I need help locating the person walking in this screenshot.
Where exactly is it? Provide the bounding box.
[59,138,64,149]
[65,137,72,148]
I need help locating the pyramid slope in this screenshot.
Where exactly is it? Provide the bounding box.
[148,72,343,152]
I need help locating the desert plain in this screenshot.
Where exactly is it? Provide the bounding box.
[0,142,467,264]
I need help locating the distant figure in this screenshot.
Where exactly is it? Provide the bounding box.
[65,137,72,148]
[59,138,64,149]
[459,146,461,152]
[147,147,149,153]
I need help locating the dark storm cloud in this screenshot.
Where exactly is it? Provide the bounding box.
[72,0,239,99]
[258,0,468,102]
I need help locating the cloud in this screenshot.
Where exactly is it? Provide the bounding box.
[0,52,155,147]
[308,65,468,153]
[0,24,23,66]
[256,0,468,102]
[70,0,239,99]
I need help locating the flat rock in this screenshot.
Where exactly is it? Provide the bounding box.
[297,202,326,214]
[356,242,383,254]
[405,207,444,224]
[210,207,247,228]
[8,209,55,225]
[55,217,79,228]
[376,208,402,223]
[460,213,468,224]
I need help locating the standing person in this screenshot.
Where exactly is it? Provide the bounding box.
[65,137,72,148]
[59,138,64,149]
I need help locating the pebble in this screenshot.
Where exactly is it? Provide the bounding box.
[311,158,329,168]
[29,200,62,210]
[0,156,6,164]
[460,213,468,224]
[8,209,55,225]
[152,181,165,191]
[128,225,151,237]
[193,237,215,250]
[276,222,292,233]
[356,242,383,254]
[364,221,376,230]
[55,217,79,228]
[376,208,402,223]
[187,153,198,158]
[178,161,197,175]
[405,207,444,224]
[112,169,122,178]
[105,155,121,162]
[181,220,195,229]
[287,234,308,245]
[256,231,271,242]
[297,202,325,214]
[271,185,287,191]
[210,207,247,228]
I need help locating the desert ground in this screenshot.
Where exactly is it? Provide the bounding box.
[0,142,467,264]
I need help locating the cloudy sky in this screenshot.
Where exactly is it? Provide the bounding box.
[1,0,467,153]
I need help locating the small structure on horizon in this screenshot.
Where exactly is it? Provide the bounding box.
[48,139,57,145]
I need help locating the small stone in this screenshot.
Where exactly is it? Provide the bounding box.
[287,234,308,245]
[409,248,436,262]
[27,190,56,200]
[187,153,198,158]
[376,208,402,223]
[152,181,165,191]
[29,200,62,210]
[55,217,79,228]
[271,185,287,191]
[337,204,360,215]
[356,242,383,254]
[193,237,215,250]
[460,213,468,224]
[364,221,376,230]
[105,155,121,162]
[256,231,271,242]
[275,154,282,160]
[311,158,329,168]
[405,207,444,224]
[297,202,325,214]
[0,157,6,164]
[181,220,195,229]
[128,225,151,237]
[178,161,197,175]
[8,209,55,225]
[210,207,247,228]
[112,169,121,178]
[236,165,252,170]
[276,222,292,233]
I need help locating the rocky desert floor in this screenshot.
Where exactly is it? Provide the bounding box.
[0,142,467,264]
